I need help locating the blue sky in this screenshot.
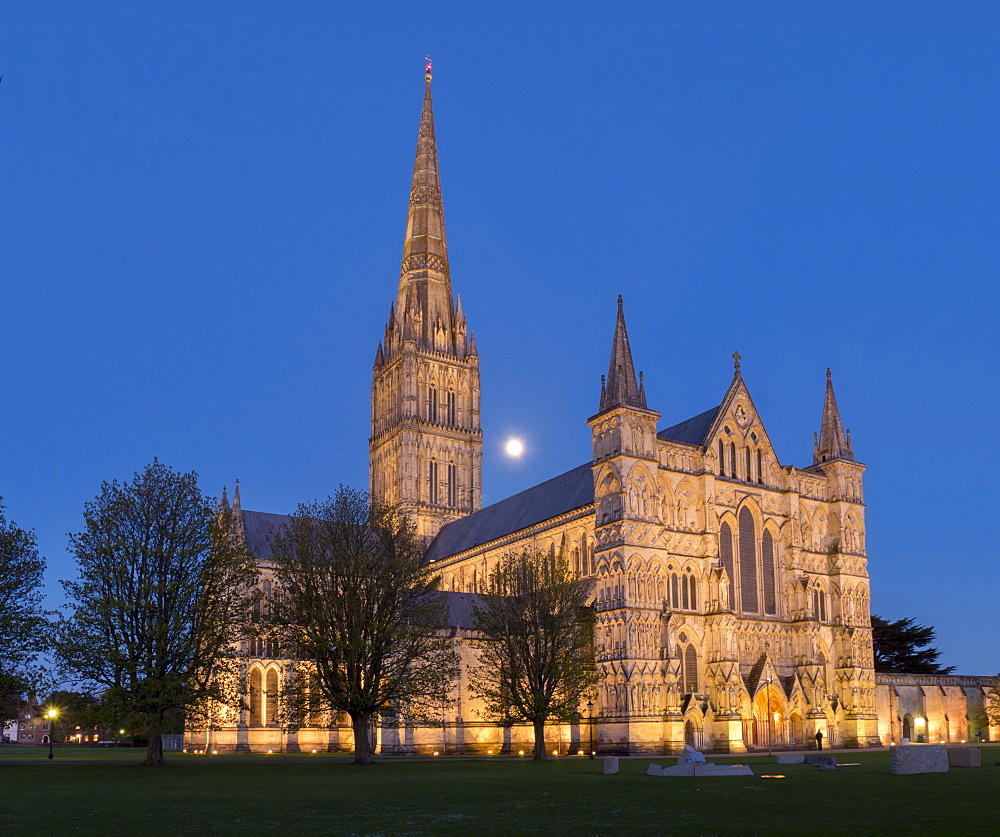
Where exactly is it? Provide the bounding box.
[1,26,997,674]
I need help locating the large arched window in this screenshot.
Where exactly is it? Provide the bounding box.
[249,668,263,725]
[738,507,759,613]
[265,668,279,726]
[684,645,698,693]
[762,530,776,615]
[720,522,734,603]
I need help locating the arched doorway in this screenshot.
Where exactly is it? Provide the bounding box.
[684,718,703,750]
[751,684,785,749]
[790,712,804,747]
[902,715,913,742]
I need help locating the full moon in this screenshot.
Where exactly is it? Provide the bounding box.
[505,439,524,457]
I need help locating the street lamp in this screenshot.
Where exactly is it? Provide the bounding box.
[764,678,773,756]
[47,709,58,760]
[587,700,594,759]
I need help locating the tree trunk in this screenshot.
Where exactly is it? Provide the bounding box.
[142,717,167,766]
[532,718,547,760]
[351,714,373,765]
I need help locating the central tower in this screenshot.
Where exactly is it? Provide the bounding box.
[370,65,482,541]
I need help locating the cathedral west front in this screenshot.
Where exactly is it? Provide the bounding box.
[189,68,997,756]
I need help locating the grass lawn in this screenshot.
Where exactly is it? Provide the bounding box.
[2,746,998,835]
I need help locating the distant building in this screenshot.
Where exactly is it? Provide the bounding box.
[13,697,51,745]
[189,70,999,755]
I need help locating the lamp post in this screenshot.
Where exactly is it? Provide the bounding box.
[765,678,773,756]
[47,709,57,759]
[587,700,594,759]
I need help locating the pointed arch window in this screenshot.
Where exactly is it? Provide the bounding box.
[745,446,752,481]
[249,669,263,725]
[428,460,439,505]
[729,442,737,478]
[719,522,734,603]
[718,439,725,475]
[428,387,438,423]
[757,449,763,484]
[265,668,279,726]
[813,589,827,622]
[684,645,698,693]
[762,530,776,615]
[738,507,759,613]
[447,463,457,507]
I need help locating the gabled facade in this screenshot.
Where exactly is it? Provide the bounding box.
[426,298,880,753]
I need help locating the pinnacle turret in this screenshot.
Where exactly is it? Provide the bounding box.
[599,296,647,412]
[814,369,854,464]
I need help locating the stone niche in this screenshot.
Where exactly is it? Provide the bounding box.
[890,744,949,775]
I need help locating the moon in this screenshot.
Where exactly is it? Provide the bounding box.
[505,439,524,457]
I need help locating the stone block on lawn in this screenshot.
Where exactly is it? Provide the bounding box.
[948,748,981,768]
[678,744,706,764]
[890,744,949,775]
[777,754,804,764]
[603,756,619,774]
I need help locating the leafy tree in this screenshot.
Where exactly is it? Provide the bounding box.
[55,460,259,766]
[270,486,457,765]
[0,499,48,720]
[469,550,598,760]
[870,614,954,674]
[986,676,1000,727]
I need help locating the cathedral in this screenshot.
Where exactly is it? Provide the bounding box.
[190,69,996,756]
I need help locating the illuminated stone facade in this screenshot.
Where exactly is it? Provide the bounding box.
[186,72,996,757]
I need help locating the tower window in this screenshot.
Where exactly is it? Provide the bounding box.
[447,463,457,507]
[446,391,456,426]
[428,388,438,423]
[429,461,438,504]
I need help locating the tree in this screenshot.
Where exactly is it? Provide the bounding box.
[469,550,598,760]
[55,460,259,766]
[0,499,48,721]
[870,614,954,674]
[270,486,457,765]
[986,676,1000,728]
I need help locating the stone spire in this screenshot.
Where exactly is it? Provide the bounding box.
[814,369,854,464]
[600,296,647,412]
[396,62,453,346]
[369,63,483,542]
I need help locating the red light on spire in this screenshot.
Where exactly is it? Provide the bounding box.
[424,56,433,74]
